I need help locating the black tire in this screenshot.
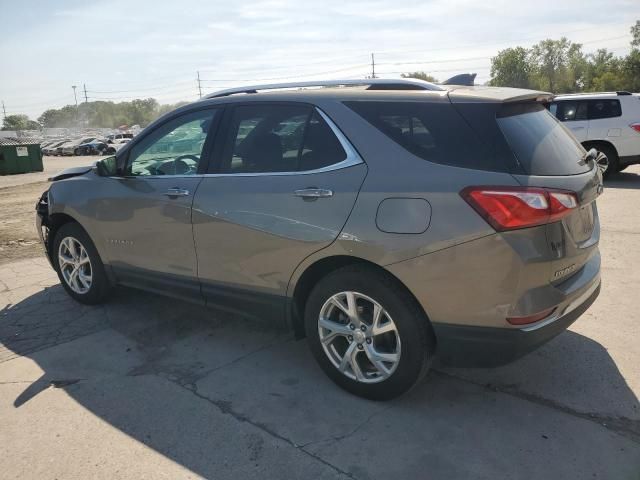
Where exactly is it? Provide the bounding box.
[596,143,619,178]
[304,265,434,400]
[52,222,112,305]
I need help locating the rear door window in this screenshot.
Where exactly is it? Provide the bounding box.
[344,101,507,172]
[220,105,346,173]
[587,99,621,120]
[497,103,590,176]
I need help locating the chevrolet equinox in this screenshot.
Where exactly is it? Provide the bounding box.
[36,79,602,400]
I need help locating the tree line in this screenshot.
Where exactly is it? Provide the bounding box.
[489,20,639,92]
[2,98,188,131]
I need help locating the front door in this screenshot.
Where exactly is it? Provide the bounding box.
[98,108,219,300]
[192,103,367,320]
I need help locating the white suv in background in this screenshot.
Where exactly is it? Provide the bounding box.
[549,92,640,177]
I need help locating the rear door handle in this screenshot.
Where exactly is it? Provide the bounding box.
[294,188,333,199]
[165,187,190,197]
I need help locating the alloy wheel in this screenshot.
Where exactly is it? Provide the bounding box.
[596,151,609,174]
[58,236,92,294]
[318,291,401,383]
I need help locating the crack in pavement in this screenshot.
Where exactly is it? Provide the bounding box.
[167,377,357,480]
[434,370,640,444]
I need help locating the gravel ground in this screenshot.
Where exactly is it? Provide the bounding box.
[0,156,95,265]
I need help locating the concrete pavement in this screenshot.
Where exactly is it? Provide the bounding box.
[1,167,639,479]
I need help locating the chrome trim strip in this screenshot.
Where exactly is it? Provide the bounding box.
[204,78,442,98]
[520,278,600,332]
[115,107,364,179]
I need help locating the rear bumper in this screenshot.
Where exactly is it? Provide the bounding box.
[432,278,600,367]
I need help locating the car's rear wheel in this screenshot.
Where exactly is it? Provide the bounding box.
[53,223,112,305]
[305,265,433,400]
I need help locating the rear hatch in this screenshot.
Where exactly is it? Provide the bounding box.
[450,88,602,284]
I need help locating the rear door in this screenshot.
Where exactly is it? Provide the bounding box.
[586,98,623,143]
[192,102,367,320]
[497,103,602,284]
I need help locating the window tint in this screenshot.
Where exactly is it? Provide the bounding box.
[553,101,588,121]
[345,101,507,171]
[127,109,216,176]
[221,105,346,173]
[299,111,347,171]
[587,99,621,120]
[497,103,590,176]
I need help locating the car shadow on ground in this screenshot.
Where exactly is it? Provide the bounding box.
[606,170,640,189]
[1,284,639,478]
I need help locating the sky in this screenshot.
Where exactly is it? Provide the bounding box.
[0,0,637,120]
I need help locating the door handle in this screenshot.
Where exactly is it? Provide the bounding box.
[294,188,333,200]
[572,126,585,130]
[165,187,190,197]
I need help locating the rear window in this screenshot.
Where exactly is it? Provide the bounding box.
[344,101,509,172]
[497,103,590,176]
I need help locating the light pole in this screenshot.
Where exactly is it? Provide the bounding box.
[72,85,78,132]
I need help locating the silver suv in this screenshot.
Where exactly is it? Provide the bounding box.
[36,79,602,400]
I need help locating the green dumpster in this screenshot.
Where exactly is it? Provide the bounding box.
[0,137,43,175]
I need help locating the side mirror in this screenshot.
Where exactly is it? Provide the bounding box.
[95,156,118,176]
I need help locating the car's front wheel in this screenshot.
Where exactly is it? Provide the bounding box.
[305,265,434,400]
[53,223,112,304]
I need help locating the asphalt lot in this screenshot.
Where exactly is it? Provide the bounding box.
[0,158,639,479]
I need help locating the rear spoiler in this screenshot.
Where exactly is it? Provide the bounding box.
[441,73,477,86]
[447,86,553,104]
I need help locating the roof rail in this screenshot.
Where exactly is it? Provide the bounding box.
[616,91,632,96]
[204,78,444,99]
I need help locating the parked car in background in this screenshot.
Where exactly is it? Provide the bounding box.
[106,133,134,142]
[43,140,69,156]
[36,79,602,400]
[104,138,131,155]
[59,137,98,156]
[549,91,640,177]
[76,139,108,156]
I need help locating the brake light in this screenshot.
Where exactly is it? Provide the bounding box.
[630,123,640,133]
[460,186,579,231]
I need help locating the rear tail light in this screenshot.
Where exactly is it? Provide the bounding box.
[460,186,579,231]
[630,123,640,134]
[507,307,556,325]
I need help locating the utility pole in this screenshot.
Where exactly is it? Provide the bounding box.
[1,101,6,121]
[72,85,79,131]
[197,71,202,98]
[83,84,88,103]
[371,53,376,79]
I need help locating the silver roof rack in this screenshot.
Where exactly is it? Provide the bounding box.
[204,78,444,99]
